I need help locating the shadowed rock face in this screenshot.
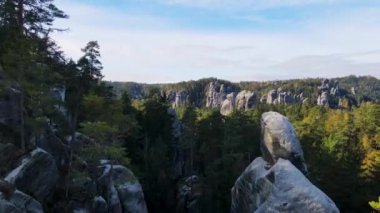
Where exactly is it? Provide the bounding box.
[0,190,43,213]
[231,158,339,213]
[98,163,148,213]
[4,148,59,202]
[260,111,307,175]
[231,112,339,213]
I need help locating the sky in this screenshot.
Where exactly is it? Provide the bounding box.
[52,0,380,83]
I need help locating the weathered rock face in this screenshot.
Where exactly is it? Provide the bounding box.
[5,148,59,202]
[168,108,185,179]
[317,91,329,106]
[231,112,339,213]
[220,93,236,116]
[0,143,17,175]
[98,162,148,213]
[260,111,307,174]
[177,175,201,213]
[174,91,188,108]
[266,89,278,104]
[0,87,22,134]
[206,82,228,109]
[36,126,70,171]
[263,88,302,105]
[235,90,255,111]
[0,190,43,213]
[231,158,339,213]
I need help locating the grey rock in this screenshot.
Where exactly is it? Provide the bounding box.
[0,87,22,134]
[92,196,108,213]
[5,148,59,202]
[231,158,339,213]
[220,93,236,116]
[317,92,329,106]
[173,91,188,108]
[206,82,227,109]
[236,90,255,110]
[168,108,184,179]
[351,87,356,95]
[260,112,307,174]
[0,143,16,174]
[266,90,277,104]
[36,126,70,171]
[98,164,148,213]
[177,175,201,213]
[0,190,43,213]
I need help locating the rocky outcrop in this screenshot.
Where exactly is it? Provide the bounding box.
[0,190,43,213]
[166,90,189,108]
[206,82,229,109]
[263,88,302,105]
[168,108,185,179]
[98,162,148,213]
[231,111,339,212]
[177,175,201,213]
[4,148,59,202]
[317,91,329,106]
[260,111,307,174]
[36,126,70,171]
[235,90,255,111]
[220,93,236,116]
[0,87,22,134]
[0,143,17,175]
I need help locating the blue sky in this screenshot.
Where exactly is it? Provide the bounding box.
[53,0,380,83]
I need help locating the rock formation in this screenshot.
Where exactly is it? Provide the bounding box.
[260,112,307,174]
[263,88,302,105]
[0,189,43,213]
[231,111,339,213]
[206,82,228,109]
[220,93,236,116]
[177,175,201,213]
[235,90,255,111]
[5,148,59,202]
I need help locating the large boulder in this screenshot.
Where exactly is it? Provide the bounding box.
[177,175,201,213]
[220,93,235,116]
[36,126,70,171]
[0,190,43,213]
[4,148,59,202]
[206,82,227,109]
[260,111,307,174]
[231,158,339,213]
[317,91,329,106]
[0,143,17,175]
[0,87,22,134]
[236,90,255,110]
[266,90,277,104]
[98,163,148,213]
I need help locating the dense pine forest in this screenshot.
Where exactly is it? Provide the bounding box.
[0,0,379,213]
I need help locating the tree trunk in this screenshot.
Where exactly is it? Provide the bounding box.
[20,90,25,152]
[17,0,24,34]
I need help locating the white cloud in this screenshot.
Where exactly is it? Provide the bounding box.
[156,0,356,10]
[52,2,380,83]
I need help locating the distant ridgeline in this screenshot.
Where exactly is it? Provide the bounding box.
[107,76,380,113]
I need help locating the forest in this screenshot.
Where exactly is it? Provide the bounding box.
[0,0,379,213]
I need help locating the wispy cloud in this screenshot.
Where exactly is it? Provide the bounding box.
[52,1,380,83]
[156,0,361,10]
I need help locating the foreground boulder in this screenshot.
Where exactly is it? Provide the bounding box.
[231,111,339,212]
[0,190,43,213]
[260,111,307,174]
[231,158,339,213]
[98,162,148,213]
[36,126,70,171]
[177,175,201,213]
[4,148,59,202]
